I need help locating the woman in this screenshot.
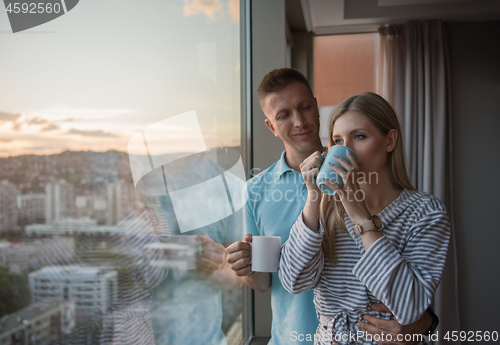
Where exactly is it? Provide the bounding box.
[278,92,451,345]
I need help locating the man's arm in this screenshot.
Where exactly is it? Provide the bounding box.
[227,188,273,292]
[210,260,245,290]
[226,234,271,292]
[357,303,433,345]
[195,234,244,290]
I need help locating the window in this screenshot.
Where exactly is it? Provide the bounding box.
[0,1,245,344]
[314,33,377,145]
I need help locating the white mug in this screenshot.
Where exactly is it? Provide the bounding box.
[251,236,281,272]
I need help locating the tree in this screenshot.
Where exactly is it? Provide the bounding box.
[0,266,31,317]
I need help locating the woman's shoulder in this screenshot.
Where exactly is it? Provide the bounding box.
[403,189,448,218]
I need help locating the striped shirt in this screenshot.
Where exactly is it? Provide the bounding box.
[279,189,451,345]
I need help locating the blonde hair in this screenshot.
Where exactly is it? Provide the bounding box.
[320,92,416,264]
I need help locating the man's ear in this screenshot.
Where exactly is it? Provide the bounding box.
[387,129,398,152]
[265,119,279,137]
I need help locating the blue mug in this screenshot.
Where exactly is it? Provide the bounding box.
[316,145,358,195]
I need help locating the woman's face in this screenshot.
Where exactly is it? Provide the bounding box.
[331,111,395,179]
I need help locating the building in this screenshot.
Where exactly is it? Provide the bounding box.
[25,213,153,237]
[28,266,118,321]
[122,181,145,216]
[45,180,75,224]
[75,194,107,224]
[17,193,46,226]
[0,299,75,345]
[25,218,97,237]
[106,182,122,226]
[0,237,75,274]
[0,180,18,233]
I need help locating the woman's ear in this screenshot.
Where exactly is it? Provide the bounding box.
[387,129,398,152]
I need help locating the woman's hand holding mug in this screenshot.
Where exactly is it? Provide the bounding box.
[299,150,325,196]
[324,150,372,225]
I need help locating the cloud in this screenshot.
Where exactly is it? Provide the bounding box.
[36,106,136,121]
[23,116,61,132]
[229,0,239,22]
[66,128,120,138]
[0,138,13,143]
[11,121,23,131]
[27,116,50,126]
[0,111,21,124]
[183,0,222,21]
[39,123,61,132]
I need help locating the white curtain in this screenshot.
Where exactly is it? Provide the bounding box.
[377,20,460,345]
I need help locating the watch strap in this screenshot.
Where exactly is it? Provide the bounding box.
[354,216,382,235]
[424,307,439,336]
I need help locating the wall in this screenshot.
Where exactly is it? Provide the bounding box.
[251,0,287,173]
[447,20,500,334]
[291,31,315,90]
[251,0,287,337]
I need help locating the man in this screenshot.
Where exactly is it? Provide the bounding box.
[134,151,244,345]
[227,68,434,344]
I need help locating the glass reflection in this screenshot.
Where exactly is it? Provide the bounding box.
[0,0,242,343]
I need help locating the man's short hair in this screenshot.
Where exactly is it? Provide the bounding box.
[257,68,314,107]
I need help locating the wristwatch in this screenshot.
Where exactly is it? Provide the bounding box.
[353,215,382,235]
[424,307,439,336]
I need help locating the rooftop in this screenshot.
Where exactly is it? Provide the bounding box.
[30,265,116,278]
[0,299,65,334]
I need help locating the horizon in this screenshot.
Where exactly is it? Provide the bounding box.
[0,144,241,159]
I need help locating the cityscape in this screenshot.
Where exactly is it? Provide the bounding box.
[0,149,243,345]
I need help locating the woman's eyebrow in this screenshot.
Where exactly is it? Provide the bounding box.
[332,128,368,137]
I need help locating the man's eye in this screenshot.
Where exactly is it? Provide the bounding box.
[302,106,310,110]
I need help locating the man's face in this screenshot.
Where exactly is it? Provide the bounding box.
[262,82,320,156]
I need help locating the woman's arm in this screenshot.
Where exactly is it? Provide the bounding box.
[279,151,326,294]
[353,205,451,325]
[279,211,325,294]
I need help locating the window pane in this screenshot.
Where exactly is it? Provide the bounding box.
[0,1,243,344]
[314,33,376,145]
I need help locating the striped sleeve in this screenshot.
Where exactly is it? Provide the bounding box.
[279,212,325,294]
[352,210,451,325]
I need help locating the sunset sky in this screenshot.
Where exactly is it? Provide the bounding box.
[0,0,240,157]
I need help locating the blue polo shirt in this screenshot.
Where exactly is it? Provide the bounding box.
[245,150,319,345]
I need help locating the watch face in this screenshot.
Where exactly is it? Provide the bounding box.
[373,216,382,229]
